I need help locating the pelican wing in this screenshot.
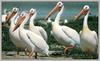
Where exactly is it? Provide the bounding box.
[50,31,55,38]
[92,31,98,46]
[79,30,82,34]
[92,31,98,41]
[26,31,49,51]
[62,26,80,44]
[39,27,47,41]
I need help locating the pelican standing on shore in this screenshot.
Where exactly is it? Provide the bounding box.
[75,5,98,53]
[45,2,80,53]
[28,8,48,58]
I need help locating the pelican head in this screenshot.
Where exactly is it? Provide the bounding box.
[6,7,19,24]
[29,8,36,18]
[75,5,90,20]
[13,11,27,31]
[13,10,34,32]
[12,7,19,12]
[45,2,64,20]
[4,9,7,14]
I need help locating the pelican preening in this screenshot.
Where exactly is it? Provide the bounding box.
[75,5,98,53]
[45,2,80,53]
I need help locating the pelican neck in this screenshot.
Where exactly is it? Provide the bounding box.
[29,12,37,28]
[54,6,64,24]
[83,12,90,31]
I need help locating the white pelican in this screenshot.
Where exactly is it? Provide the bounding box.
[45,2,80,53]
[9,7,26,57]
[13,11,49,58]
[2,8,16,25]
[75,5,98,53]
[29,8,47,41]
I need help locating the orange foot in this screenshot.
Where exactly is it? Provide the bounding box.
[64,45,74,54]
[28,51,34,59]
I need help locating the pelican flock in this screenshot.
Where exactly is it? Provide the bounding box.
[13,11,49,58]
[2,1,98,59]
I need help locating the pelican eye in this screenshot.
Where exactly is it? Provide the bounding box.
[20,12,26,17]
[30,9,35,14]
[83,5,89,10]
[58,3,61,5]
[85,7,87,9]
[84,7,88,10]
[31,10,33,12]
[12,8,18,12]
[57,2,63,7]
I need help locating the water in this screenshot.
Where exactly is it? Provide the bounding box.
[2,1,98,20]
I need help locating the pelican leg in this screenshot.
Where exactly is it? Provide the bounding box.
[28,51,34,58]
[15,51,20,58]
[34,52,37,59]
[64,45,74,54]
[24,48,29,56]
[24,48,34,58]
